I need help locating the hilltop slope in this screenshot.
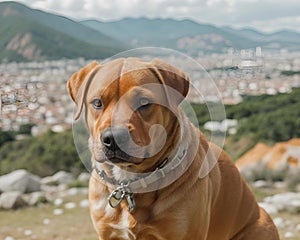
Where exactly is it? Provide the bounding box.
[0,2,125,61]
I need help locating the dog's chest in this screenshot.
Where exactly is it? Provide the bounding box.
[90,195,170,240]
[89,177,169,239]
[105,211,136,239]
[90,191,136,239]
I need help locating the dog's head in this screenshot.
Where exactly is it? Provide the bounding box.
[67,58,189,173]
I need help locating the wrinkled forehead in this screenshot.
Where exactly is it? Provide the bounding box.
[87,58,163,99]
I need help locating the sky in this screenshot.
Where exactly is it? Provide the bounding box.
[2,0,300,33]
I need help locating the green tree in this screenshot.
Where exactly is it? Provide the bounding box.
[18,123,35,135]
[0,129,15,146]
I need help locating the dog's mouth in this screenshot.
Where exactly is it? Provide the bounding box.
[101,148,139,165]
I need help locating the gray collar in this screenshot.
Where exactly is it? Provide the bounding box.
[94,143,188,212]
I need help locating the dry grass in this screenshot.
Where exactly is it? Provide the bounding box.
[0,193,299,240]
[0,195,97,240]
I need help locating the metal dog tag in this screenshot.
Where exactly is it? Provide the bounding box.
[108,188,125,208]
[108,183,136,212]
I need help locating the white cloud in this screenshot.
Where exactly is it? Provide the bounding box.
[2,0,300,32]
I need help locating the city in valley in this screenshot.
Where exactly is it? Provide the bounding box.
[1,48,300,134]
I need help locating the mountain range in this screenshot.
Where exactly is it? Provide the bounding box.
[1,1,300,62]
[0,1,125,61]
[82,18,300,54]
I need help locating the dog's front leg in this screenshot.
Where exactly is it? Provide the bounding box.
[231,208,279,240]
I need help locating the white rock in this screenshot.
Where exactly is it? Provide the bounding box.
[43,218,50,225]
[263,192,300,212]
[57,184,68,192]
[23,192,48,206]
[258,202,278,215]
[41,184,67,193]
[54,198,63,206]
[296,224,300,232]
[4,236,15,240]
[290,199,300,208]
[273,181,287,189]
[79,199,89,208]
[67,188,79,196]
[0,170,41,193]
[67,187,88,196]
[65,202,76,209]
[273,217,285,229]
[24,229,32,236]
[0,191,27,209]
[77,172,90,182]
[53,208,64,215]
[40,184,58,194]
[253,180,269,189]
[42,171,74,185]
[284,232,295,238]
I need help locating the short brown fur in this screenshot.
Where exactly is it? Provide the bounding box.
[67,58,279,240]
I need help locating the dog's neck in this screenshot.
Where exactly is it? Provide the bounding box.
[93,140,189,213]
[93,138,189,188]
[92,109,195,212]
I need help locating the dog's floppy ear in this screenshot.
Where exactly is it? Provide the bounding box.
[67,61,101,120]
[150,58,190,106]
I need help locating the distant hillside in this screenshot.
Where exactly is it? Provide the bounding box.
[81,18,255,54]
[192,87,300,160]
[224,26,300,43]
[226,88,300,143]
[192,88,300,143]
[82,17,300,54]
[0,2,125,61]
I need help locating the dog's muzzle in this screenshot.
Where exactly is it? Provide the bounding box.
[100,127,132,163]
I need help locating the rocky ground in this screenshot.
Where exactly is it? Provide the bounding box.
[0,170,95,240]
[251,181,300,240]
[0,170,299,240]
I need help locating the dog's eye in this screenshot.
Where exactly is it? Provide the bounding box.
[138,98,152,110]
[91,98,103,109]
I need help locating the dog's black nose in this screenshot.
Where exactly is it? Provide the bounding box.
[101,127,128,151]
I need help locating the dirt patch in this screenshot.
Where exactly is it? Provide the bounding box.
[3,7,19,17]
[6,33,42,60]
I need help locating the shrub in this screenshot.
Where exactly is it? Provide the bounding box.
[0,130,85,177]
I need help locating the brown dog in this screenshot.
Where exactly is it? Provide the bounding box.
[67,58,279,240]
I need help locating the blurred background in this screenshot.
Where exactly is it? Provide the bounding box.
[0,0,299,239]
